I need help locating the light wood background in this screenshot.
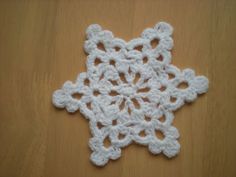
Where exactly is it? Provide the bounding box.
[0,0,236,177]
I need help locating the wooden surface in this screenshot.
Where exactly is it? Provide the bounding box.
[0,0,236,177]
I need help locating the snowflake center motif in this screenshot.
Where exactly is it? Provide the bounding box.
[52,22,209,166]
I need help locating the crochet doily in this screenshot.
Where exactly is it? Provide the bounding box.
[52,22,209,166]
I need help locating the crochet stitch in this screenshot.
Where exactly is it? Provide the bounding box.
[52,22,209,166]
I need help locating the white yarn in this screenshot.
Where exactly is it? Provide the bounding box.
[52,22,209,166]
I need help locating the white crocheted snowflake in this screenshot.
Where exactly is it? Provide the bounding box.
[52,22,209,166]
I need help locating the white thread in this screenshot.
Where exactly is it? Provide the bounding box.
[52,22,209,166]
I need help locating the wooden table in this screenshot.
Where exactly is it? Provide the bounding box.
[0,1,236,177]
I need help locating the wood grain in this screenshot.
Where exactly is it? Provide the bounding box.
[0,0,236,177]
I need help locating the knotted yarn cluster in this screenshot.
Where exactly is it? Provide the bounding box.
[52,22,209,166]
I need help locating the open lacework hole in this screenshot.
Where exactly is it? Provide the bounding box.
[114,46,121,51]
[86,102,92,110]
[144,116,151,122]
[118,133,126,140]
[94,58,102,66]
[137,87,150,93]
[177,82,189,89]
[143,56,148,64]
[84,78,90,86]
[103,136,111,148]
[170,96,177,103]
[99,73,104,80]
[128,67,132,74]
[109,60,116,67]
[133,73,141,84]
[119,73,128,83]
[109,80,118,86]
[128,107,131,115]
[134,45,143,52]
[97,122,104,129]
[168,73,175,79]
[159,85,167,92]
[112,119,117,126]
[131,98,140,109]
[109,90,119,96]
[119,99,125,111]
[158,115,165,122]
[151,38,159,49]
[142,97,150,103]
[93,90,100,96]
[155,130,165,140]
[139,130,146,137]
[97,42,106,51]
[156,55,163,62]
[72,93,83,100]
